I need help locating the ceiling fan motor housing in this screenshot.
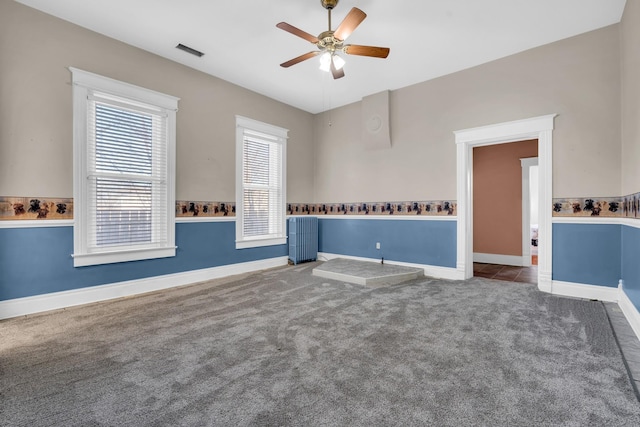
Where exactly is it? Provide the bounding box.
[318,31,343,53]
[321,0,339,10]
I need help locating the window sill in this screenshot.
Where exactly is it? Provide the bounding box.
[236,237,286,250]
[73,246,176,267]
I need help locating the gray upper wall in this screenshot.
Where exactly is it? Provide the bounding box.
[1,1,630,204]
[622,0,640,196]
[314,24,622,202]
[0,0,315,202]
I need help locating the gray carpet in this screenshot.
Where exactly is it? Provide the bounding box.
[2,262,640,426]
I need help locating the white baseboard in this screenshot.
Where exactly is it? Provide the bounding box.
[0,256,288,320]
[618,284,640,341]
[317,252,465,281]
[550,280,620,302]
[473,252,527,267]
[538,272,552,293]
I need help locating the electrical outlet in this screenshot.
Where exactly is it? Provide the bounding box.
[376,242,381,250]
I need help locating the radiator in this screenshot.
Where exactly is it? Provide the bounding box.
[288,217,318,265]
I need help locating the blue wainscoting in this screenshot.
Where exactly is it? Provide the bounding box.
[622,224,640,310]
[6,218,640,315]
[552,223,621,287]
[0,221,287,301]
[318,218,457,268]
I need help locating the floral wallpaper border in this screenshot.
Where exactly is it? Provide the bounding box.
[177,200,457,217]
[287,201,457,216]
[552,193,640,218]
[0,196,73,220]
[8,192,640,221]
[176,201,235,217]
[0,197,457,220]
[621,193,640,218]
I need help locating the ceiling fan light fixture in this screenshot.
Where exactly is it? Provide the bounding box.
[320,52,345,73]
[319,51,332,72]
[332,54,345,70]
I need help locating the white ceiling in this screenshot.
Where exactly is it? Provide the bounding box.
[16,0,626,114]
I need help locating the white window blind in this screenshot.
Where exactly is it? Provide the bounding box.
[71,68,178,267]
[87,93,168,250]
[236,116,287,249]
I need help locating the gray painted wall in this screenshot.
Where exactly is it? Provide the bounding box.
[0,1,315,202]
[314,25,621,202]
[0,1,627,205]
[622,0,640,195]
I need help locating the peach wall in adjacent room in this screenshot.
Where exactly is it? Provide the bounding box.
[473,140,538,256]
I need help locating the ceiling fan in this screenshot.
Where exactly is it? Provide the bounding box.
[277,0,390,79]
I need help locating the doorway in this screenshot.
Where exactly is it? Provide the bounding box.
[454,115,556,293]
[471,141,538,283]
[472,141,538,266]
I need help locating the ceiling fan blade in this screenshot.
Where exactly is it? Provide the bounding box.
[280,51,320,68]
[343,44,390,58]
[333,7,366,41]
[276,22,319,44]
[330,57,345,79]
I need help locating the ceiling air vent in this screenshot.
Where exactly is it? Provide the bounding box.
[176,43,204,57]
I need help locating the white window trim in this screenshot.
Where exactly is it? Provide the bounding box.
[235,115,288,249]
[70,67,179,267]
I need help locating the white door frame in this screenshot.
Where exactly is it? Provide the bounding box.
[454,114,556,293]
[520,157,539,267]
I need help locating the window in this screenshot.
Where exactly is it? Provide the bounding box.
[235,116,287,249]
[70,68,179,267]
